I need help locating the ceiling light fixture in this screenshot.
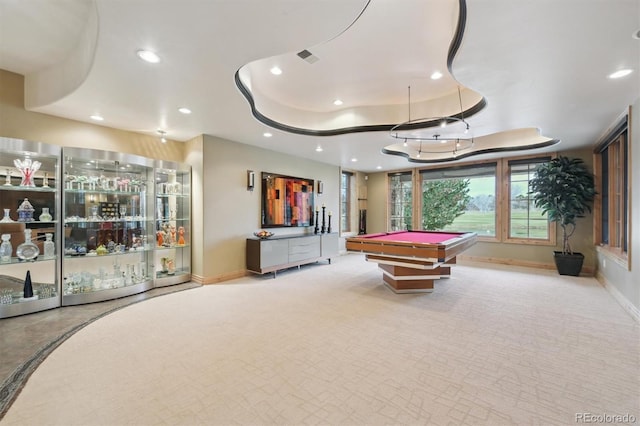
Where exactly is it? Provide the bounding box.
[351,158,358,162]
[178,107,192,114]
[333,99,343,106]
[315,145,323,152]
[388,85,474,158]
[136,49,160,64]
[90,115,104,121]
[270,66,282,75]
[157,129,167,143]
[263,132,272,138]
[430,71,443,80]
[608,69,633,79]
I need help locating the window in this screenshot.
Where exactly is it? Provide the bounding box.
[420,163,497,236]
[388,154,555,243]
[507,157,552,241]
[594,112,629,266]
[341,171,353,233]
[388,171,413,231]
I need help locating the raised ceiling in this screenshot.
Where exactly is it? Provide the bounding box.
[0,0,638,171]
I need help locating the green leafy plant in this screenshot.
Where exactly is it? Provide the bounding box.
[422,179,470,230]
[528,156,596,254]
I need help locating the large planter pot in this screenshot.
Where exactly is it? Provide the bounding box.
[553,251,584,276]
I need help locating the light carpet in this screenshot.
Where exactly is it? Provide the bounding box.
[2,254,639,425]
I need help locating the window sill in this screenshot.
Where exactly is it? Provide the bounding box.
[595,245,630,271]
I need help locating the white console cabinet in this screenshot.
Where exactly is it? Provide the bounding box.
[246,233,337,277]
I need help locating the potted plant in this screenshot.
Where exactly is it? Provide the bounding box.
[528,156,596,276]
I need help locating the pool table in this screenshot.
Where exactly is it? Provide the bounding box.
[346,230,477,293]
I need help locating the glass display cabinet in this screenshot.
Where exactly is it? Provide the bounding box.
[61,148,154,305]
[0,137,61,318]
[154,161,191,286]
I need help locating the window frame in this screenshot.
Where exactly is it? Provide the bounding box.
[340,170,353,234]
[593,108,631,270]
[503,155,556,246]
[387,170,414,231]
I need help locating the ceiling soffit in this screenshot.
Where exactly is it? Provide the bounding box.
[236,0,556,162]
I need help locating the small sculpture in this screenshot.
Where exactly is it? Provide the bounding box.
[23,270,34,298]
[14,158,41,187]
[177,226,186,245]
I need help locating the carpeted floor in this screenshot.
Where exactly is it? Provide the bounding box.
[2,254,639,425]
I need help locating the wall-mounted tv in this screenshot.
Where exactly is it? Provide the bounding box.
[261,172,315,228]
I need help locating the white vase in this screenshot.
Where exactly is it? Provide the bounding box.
[39,207,53,222]
[0,208,13,223]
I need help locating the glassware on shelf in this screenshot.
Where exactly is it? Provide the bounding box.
[42,172,50,188]
[13,158,42,187]
[17,198,35,222]
[4,168,11,186]
[39,207,53,222]
[16,229,39,261]
[119,205,127,219]
[89,205,101,221]
[0,233,12,263]
[0,289,12,304]
[43,233,55,259]
[0,208,14,223]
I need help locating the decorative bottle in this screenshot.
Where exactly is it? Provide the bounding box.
[39,207,53,222]
[16,229,39,261]
[43,233,55,259]
[0,234,12,263]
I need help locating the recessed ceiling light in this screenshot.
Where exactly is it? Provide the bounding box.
[315,146,323,152]
[333,99,343,106]
[376,166,382,170]
[270,66,282,75]
[351,158,358,162]
[608,69,633,79]
[136,49,160,64]
[430,71,443,80]
[157,129,167,143]
[263,132,272,138]
[633,29,640,40]
[178,107,192,114]
[90,115,104,121]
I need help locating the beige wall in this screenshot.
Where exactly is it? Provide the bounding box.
[198,135,340,282]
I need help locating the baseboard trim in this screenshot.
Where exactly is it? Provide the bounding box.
[458,254,595,276]
[192,270,249,285]
[595,271,640,323]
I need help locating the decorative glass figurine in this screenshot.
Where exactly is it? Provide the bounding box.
[17,229,39,261]
[0,208,14,223]
[39,207,53,222]
[17,198,35,222]
[43,233,55,259]
[42,172,49,188]
[0,234,12,263]
[13,158,41,187]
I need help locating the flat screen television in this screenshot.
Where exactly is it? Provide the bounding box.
[261,172,315,228]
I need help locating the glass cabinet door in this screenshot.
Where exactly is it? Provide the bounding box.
[0,137,60,318]
[61,148,154,305]
[154,161,191,286]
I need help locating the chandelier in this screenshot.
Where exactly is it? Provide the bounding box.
[389,86,474,158]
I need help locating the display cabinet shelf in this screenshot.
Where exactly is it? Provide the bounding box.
[61,147,154,306]
[0,137,61,319]
[153,161,191,287]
